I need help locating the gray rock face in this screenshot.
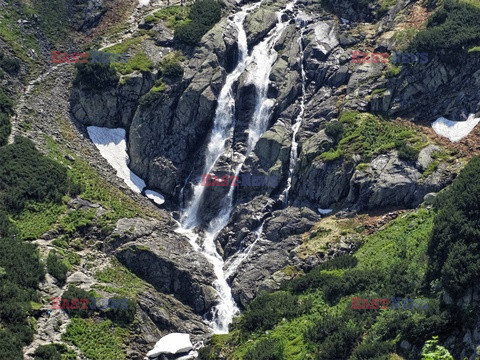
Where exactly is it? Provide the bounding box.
[126,24,229,199]
[347,152,454,210]
[347,152,423,209]
[228,206,319,308]
[263,207,320,242]
[108,218,217,314]
[231,236,298,308]
[70,72,155,128]
[218,196,277,257]
[372,55,480,121]
[137,290,209,337]
[306,21,339,62]
[416,144,440,171]
[291,147,453,212]
[71,0,106,33]
[292,154,354,208]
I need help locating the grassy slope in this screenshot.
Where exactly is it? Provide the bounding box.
[203,208,436,359]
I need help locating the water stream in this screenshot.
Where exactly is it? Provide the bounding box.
[281,14,307,206]
[176,1,296,334]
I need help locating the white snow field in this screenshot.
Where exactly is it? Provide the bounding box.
[146,333,194,358]
[432,113,480,142]
[138,0,150,6]
[86,126,165,205]
[318,208,333,215]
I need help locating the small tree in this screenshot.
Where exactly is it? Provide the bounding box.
[47,251,68,284]
[73,61,119,91]
[325,121,344,143]
[421,336,453,360]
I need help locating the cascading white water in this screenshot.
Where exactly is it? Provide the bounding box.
[177,1,296,334]
[179,3,259,230]
[224,223,264,279]
[281,14,307,206]
[176,2,260,334]
[219,2,295,220]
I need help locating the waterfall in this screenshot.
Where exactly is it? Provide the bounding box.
[179,2,259,230]
[177,1,295,334]
[281,14,307,206]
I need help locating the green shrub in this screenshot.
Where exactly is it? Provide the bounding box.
[146,5,190,29]
[0,211,16,237]
[62,318,127,360]
[0,88,13,115]
[396,140,419,161]
[0,112,11,147]
[321,112,422,164]
[426,156,480,297]
[0,51,20,74]
[34,343,73,360]
[73,61,119,91]
[325,121,344,143]
[61,285,94,318]
[320,0,372,14]
[0,328,24,359]
[0,137,80,212]
[0,226,44,358]
[350,340,393,360]
[190,0,221,27]
[161,60,183,78]
[106,297,136,325]
[319,147,343,162]
[174,0,222,45]
[0,237,45,290]
[47,250,68,284]
[385,63,402,77]
[159,52,184,79]
[421,336,453,360]
[174,20,209,45]
[244,337,285,360]
[239,291,311,332]
[409,0,480,52]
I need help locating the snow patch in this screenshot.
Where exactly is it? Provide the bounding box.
[432,114,480,142]
[318,208,333,215]
[145,190,165,205]
[86,126,164,205]
[146,333,193,358]
[138,0,150,7]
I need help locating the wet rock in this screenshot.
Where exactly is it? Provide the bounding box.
[244,4,279,47]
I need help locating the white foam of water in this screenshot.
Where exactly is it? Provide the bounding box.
[432,114,480,142]
[224,224,264,279]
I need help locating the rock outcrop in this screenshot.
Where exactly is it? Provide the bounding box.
[108,217,217,314]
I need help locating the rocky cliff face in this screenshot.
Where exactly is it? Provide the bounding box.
[62,0,480,356]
